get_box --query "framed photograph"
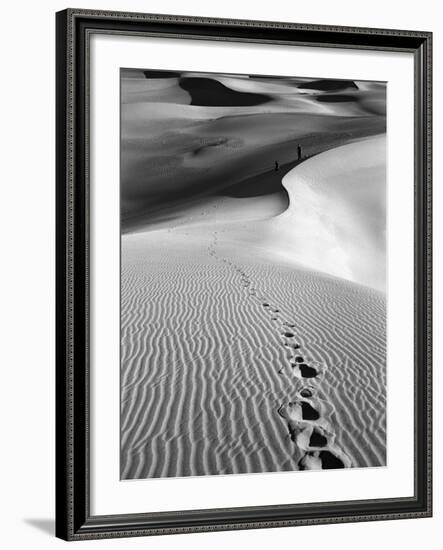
[55,8,432,541]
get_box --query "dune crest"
[121,69,385,233]
[270,134,386,291]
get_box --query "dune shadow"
[179,77,271,106]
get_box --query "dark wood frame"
[56,8,432,541]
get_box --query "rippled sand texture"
[120,70,386,479]
[121,227,386,479]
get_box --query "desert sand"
[120,134,386,479]
[121,71,386,233]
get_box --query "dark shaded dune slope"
[316,94,358,103]
[121,69,386,233]
[297,79,359,91]
[122,111,385,232]
[223,159,299,199]
[179,77,271,106]
[143,69,180,78]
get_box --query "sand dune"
[121,229,386,479]
[120,71,386,479]
[120,136,386,479]
[121,70,386,232]
[213,135,386,291]
[133,135,386,290]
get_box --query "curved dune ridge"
[121,69,386,233]
[121,138,386,479]
[267,134,386,291]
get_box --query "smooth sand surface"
[120,137,386,479]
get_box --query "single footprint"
[300,387,314,398]
[298,364,319,378]
[318,450,348,469]
[280,390,352,471]
[301,401,320,421]
[309,428,328,448]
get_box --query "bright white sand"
[259,134,386,290]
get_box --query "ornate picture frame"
[55,9,432,541]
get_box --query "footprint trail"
[208,221,352,471]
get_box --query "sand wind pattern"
[120,69,387,479]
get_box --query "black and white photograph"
[120,68,387,480]
[0,0,437,546]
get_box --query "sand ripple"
[121,223,386,478]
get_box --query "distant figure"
[297,145,302,160]
[274,161,280,171]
